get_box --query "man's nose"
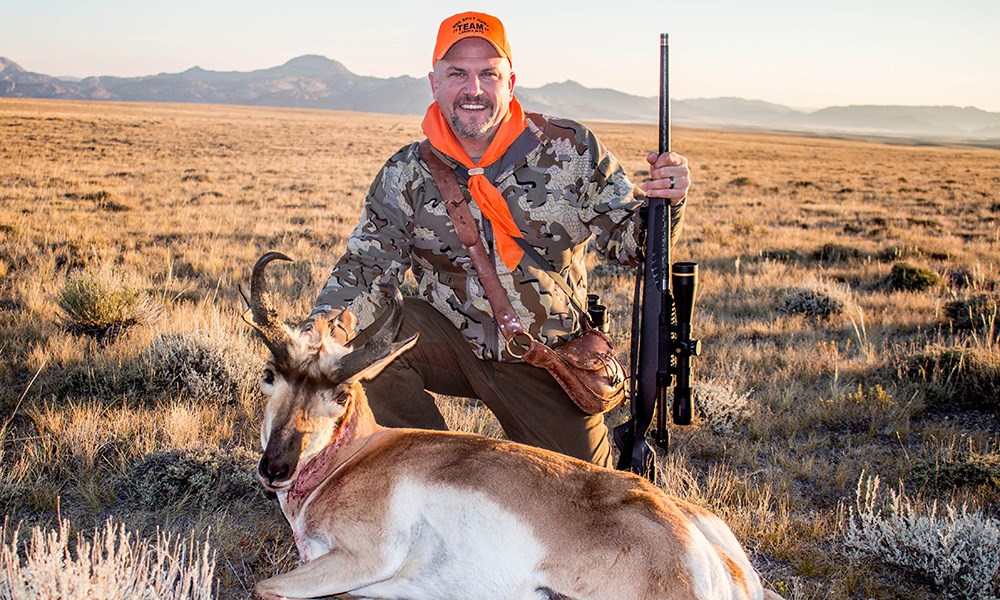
[462,75,483,95]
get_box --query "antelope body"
[246,252,781,600]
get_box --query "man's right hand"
[641,151,690,206]
[300,308,357,345]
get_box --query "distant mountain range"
[3,55,999,144]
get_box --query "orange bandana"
[422,97,527,269]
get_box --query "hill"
[2,55,999,144]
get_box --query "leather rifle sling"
[418,141,527,346]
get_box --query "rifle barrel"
[659,33,670,155]
[615,32,677,478]
[652,31,673,450]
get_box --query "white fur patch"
[285,324,351,379]
[351,477,547,600]
[684,514,762,599]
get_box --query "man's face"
[429,37,515,147]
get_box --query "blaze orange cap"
[432,12,511,67]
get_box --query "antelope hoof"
[252,584,286,600]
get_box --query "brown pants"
[363,297,613,468]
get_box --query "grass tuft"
[944,294,998,331]
[888,262,941,292]
[56,269,158,342]
[900,345,1000,411]
[143,332,261,401]
[813,384,913,438]
[727,176,754,186]
[122,446,266,511]
[97,199,135,212]
[778,280,850,319]
[758,248,803,263]
[909,442,1000,494]
[811,243,867,264]
[692,382,751,435]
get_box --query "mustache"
[453,95,495,111]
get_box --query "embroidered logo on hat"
[432,11,511,67]
[452,15,489,35]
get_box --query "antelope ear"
[349,334,419,383]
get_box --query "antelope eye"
[262,368,275,385]
[333,389,348,405]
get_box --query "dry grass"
[0,518,215,599]
[1,98,998,599]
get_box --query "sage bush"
[843,475,1000,599]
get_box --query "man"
[309,11,690,468]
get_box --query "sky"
[3,0,999,112]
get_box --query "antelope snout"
[258,455,295,491]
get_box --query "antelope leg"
[252,548,388,600]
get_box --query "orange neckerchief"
[422,97,527,269]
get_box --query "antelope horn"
[247,252,294,363]
[336,285,406,381]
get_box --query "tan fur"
[252,324,782,600]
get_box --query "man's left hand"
[641,151,689,206]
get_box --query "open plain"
[1,98,998,598]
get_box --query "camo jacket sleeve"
[311,114,685,361]
[310,147,419,328]
[523,114,684,265]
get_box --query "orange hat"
[432,12,511,67]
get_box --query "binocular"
[586,294,609,333]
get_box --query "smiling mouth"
[455,96,493,113]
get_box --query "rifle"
[613,33,701,482]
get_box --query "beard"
[448,95,499,140]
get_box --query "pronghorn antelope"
[245,252,782,600]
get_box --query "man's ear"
[428,71,438,95]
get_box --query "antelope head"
[244,252,417,492]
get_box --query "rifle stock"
[613,33,701,482]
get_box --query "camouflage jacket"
[312,113,685,361]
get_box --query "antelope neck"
[285,412,370,509]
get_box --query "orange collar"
[422,98,528,269]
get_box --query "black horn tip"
[377,283,403,307]
[254,252,294,271]
[247,251,295,356]
[343,284,405,353]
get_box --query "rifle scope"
[670,262,700,425]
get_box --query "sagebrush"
[0,518,215,600]
[843,475,1000,599]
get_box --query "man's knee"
[363,360,447,430]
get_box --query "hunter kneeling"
[304,11,690,468]
[246,252,782,600]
